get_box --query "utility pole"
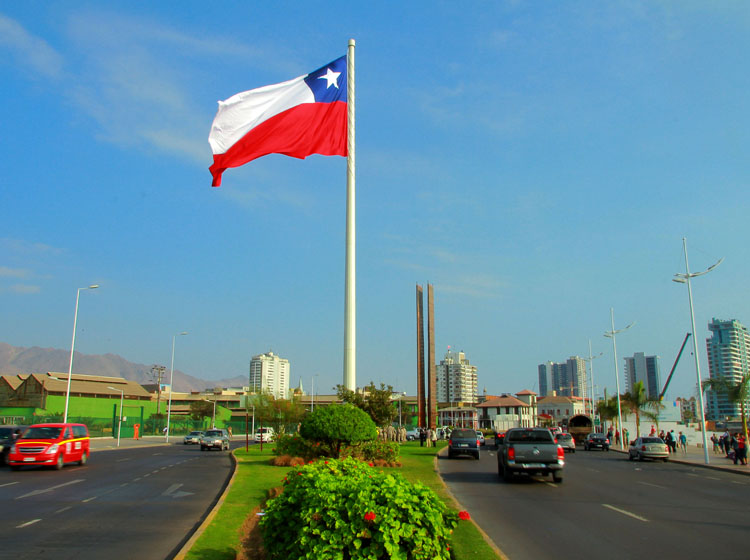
[150,365,167,416]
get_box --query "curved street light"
[63,284,99,423]
[165,332,188,442]
[604,308,634,450]
[583,340,603,419]
[673,237,723,465]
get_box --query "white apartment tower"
[249,351,290,400]
[436,350,478,403]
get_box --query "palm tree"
[621,381,651,439]
[703,373,750,444]
[596,396,621,433]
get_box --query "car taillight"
[557,445,565,460]
[477,440,481,446]
[605,439,610,444]
[508,446,515,460]
[448,439,453,446]
[642,445,647,451]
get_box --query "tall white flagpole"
[344,39,357,391]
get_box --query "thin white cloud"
[7,284,41,294]
[0,14,63,78]
[0,237,66,255]
[0,266,30,278]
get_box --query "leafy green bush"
[351,439,400,463]
[299,404,377,458]
[273,433,320,460]
[260,457,458,559]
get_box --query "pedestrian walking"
[736,434,748,465]
[679,431,687,454]
[669,430,677,453]
[665,430,673,453]
[419,428,426,447]
[711,434,720,454]
[623,428,629,445]
[430,428,438,447]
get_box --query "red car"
[8,423,90,470]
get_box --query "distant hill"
[0,342,246,392]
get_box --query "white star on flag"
[318,67,341,89]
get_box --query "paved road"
[0,440,235,560]
[439,444,750,560]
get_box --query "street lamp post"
[107,386,124,447]
[165,332,188,443]
[63,284,99,423]
[584,341,603,419]
[604,308,634,450]
[673,237,723,465]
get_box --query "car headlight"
[45,444,59,454]
[9,444,16,453]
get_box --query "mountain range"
[0,342,246,392]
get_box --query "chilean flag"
[208,56,347,187]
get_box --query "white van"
[254,427,275,442]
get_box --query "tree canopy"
[335,381,397,427]
[300,403,377,457]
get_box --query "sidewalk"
[609,443,749,476]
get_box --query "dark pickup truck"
[497,427,565,483]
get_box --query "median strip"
[602,504,648,522]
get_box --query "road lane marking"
[16,519,42,528]
[133,477,142,482]
[637,481,667,489]
[82,496,97,503]
[116,458,131,462]
[55,507,72,514]
[705,476,720,480]
[143,473,151,477]
[0,482,20,488]
[686,473,699,477]
[602,504,648,522]
[163,483,183,496]
[16,479,84,500]
[731,481,746,485]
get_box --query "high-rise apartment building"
[705,318,750,421]
[249,350,290,400]
[538,357,587,398]
[623,352,661,399]
[436,350,477,403]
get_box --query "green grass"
[184,442,504,560]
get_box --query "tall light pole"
[584,341,603,420]
[107,386,124,447]
[63,284,99,423]
[165,331,188,442]
[604,308,634,450]
[673,237,723,465]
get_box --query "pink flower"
[364,511,376,522]
[458,511,471,521]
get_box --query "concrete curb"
[434,446,509,560]
[172,448,239,560]
[609,446,750,476]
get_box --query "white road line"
[637,481,667,489]
[82,496,97,503]
[133,477,141,482]
[162,483,182,496]
[16,479,84,500]
[116,458,131,462]
[686,473,699,477]
[120,483,128,487]
[17,519,42,528]
[544,482,557,487]
[731,480,746,485]
[602,504,649,522]
[143,473,151,477]
[705,476,720,480]
[55,506,72,514]
[0,482,20,488]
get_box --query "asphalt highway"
[0,441,235,560]
[439,444,750,560]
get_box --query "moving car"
[448,428,480,459]
[183,430,204,445]
[476,431,486,446]
[254,427,275,443]
[584,433,610,451]
[629,436,669,462]
[497,427,565,483]
[556,433,575,453]
[7,423,90,470]
[201,429,230,451]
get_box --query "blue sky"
[1,2,748,401]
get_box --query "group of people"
[375,425,409,443]
[417,427,439,447]
[649,427,688,454]
[711,430,748,465]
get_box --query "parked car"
[584,433,610,451]
[183,430,204,445]
[556,433,575,453]
[497,427,565,483]
[405,429,420,441]
[0,425,26,465]
[200,429,230,451]
[476,431,486,446]
[448,428,480,459]
[254,427,275,443]
[7,423,90,470]
[629,436,669,462]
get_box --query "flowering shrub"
[273,433,321,460]
[260,457,458,559]
[299,404,377,458]
[350,439,400,464]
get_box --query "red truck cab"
[8,423,90,470]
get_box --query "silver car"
[200,429,230,451]
[183,430,204,445]
[556,433,575,453]
[629,436,669,462]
